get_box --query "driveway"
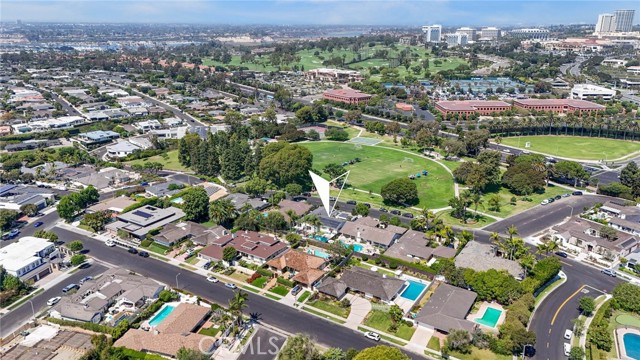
[345,294,371,328]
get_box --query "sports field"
[303,142,454,209]
[500,136,640,161]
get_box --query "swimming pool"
[308,249,331,259]
[353,244,363,252]
[313,235,329,243]
[400,280,427,301]
[170,197,184,204]
[474,307,503,328]
[148,304,176,327]
[623,333,640,360]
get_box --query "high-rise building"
[456,27,477,41]
[614,9,635,32]
[480,27,501,40]
[445,33,469,47]
[595,13,616,33]
[422,24,442,44]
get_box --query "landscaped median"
[534,271,567,306]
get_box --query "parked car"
[362,203,371,208]
[564,329,573,340]
[601,268,617,277]
[562,193,571,198]
[547,198,555,203]
[6,229,20,239]
[402,213,414,218]
[572,191,583,196]
[47,297,61,306]
[79,276,93,284]
[203,261,212,270]
[291,285,302,296]
[62,283,79,293]
[390,210,401,215]
[364,331,380,341]
[138,251,149,258]
[207,276,219,283]
[33,221,44,228]
[105,240,115,247]
[541,199,549,205]
[379,207,388,213]
[346,200,357,205]
[555,251,568,258]
[127,247,138,255]
[554,195,562,200]
[225,283,237,289]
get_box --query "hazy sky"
[2,0,639,26]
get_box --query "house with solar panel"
[106,205,185,240]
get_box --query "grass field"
[304,142,454,209]
[479,183,570,218]
[437,210,497,228]
[363,310,416,341]
[203,44,467,76]
[127,150,190,172]
[448,347,512,360]
[615,313,640,327]
[500,136,640,161]
[307,299,350,318]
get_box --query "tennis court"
[349,137,382,146]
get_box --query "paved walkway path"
[407,325,434,354]
[345,294,371,328]
[259,278,278,295]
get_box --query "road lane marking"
[547,342,549,348]
[551,285,586,325]
[549,329,552,334]
[560,261,573,267]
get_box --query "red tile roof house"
[435,100,511,117]
[198,231,289,265]
[266,250,329,289]
[513,98,605,113]
[322,88,372,105]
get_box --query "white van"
[563,343,571,356]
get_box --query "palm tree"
[490,232,505,257]
[285,209,300,227]
[537,238,559,255]
[228,290,249,326]
[519,252,536,278]
[507,225,519,241]
[469,192,484,221]
[301,214,322,234]
[209,199,238,227]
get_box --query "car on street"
[573,191,583,196]
[554,195,562,200]
[225,283,237,289]
[564,329,573,340]
[346,200,357,205]
[362,203,371,208]
[601,268,617,277]
[127,247,138,255]
[62,283,79,293]
[6,229,20,239]
[379,208,388,213]
[47,297,61,306]
[207,276,219,283]
[555,251,568,258]
[105,240,115,247]
[390,210,401,215]
[138,251,149,258]
[364,331,380,341]
[564,343,571,356]
[33,221,44,228]
[547,198,555,203]
[79,276,93,284]
[541,199,549,205]
[402,213,414,218]
[562,193,571,198]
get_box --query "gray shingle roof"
[415,283,477,333]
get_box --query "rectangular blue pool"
[308,249,330,259]
[623,333,640,360]
[353,244,363,252]
[313,235,329,243]
[474,307,503,328]
[148,304,176,326]
[400,280,427,301]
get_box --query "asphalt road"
[0,263,107,338]
[48,227,422,359]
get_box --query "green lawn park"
[500,136,640,161]
[303,141,455,209]
[126,150,190,172]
